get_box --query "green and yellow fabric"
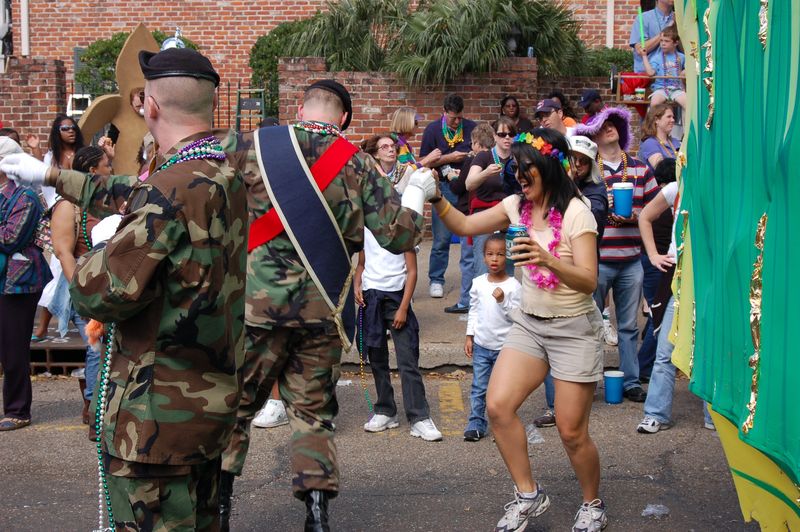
[673,1,800,528]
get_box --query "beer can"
[506,224,529,261]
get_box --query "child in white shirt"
[464,233,522,441]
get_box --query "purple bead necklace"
[158,135,226,171]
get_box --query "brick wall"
[0,58,66,140]
[10,0,326,84]
[278,57,539,147]
[571,0,641,48]
[10,0,640,86]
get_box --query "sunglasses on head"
[495,131,513,138]
[59,125,78,132]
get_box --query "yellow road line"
[32,423,85,432]
[437,381,466,436]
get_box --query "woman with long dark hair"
[49,146,108,436]
[31,115,86,341]
[45,114,85,170]
[428,128,607,531]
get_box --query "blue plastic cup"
[612,182,634,218]
[603,370,624,404]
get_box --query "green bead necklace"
[94,324,116,531]
[81,211,92,250]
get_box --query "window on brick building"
[0,0,11,56]
[73,48,88,93]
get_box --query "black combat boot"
[218,471,236,532]
[304,490,332,532]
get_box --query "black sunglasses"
[59,125,78,132]
[495,132,513,138]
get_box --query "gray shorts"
[504,308,604,383]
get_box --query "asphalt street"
[1,244,759,530]
[1,373,757,531]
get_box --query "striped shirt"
[599,155,659,262]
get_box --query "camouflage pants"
[105,455,220,531]
[221,325,341,498]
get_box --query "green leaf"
[75,31,199,96]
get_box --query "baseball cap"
[534,98,562,117]
[578,89,601,109]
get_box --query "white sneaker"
[637,415,670,434]
[410,418,443,441]
[429,283,444,298]
[495,485,550,531]
[572,499,607,531]
[602,315,618,346]
[252,399,288,428]
[363,413,399,432]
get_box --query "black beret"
[139,48,220,87]
[307,79,352,130]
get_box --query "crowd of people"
[0,8,703,528]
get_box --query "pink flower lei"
[519,201,563,290]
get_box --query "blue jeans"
[704,402,714,427]
[70,308,100,401]
[637,255,663,379]
[643,297,676,423]
[543,371,555,410]
[466,343,500,433]
[594,259,644,391]
[458,236,473,308]
[429,181,457,285]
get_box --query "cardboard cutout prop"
[78,24,158,175]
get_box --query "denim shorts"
[504,308,604,383]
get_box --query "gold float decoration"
[702,7,715,129]
[742,214,767,434]
[673,210,690,316]
[689,41,700,73]
[758,0,769,50]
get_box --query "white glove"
[400,168,437,215]
[91,214,123,245]
[0,152,50,187]
[406,167,438,201]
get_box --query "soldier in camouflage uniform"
[217,80,437,531]
[1,48,248,531]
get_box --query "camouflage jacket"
[220,127,424,331]
[54,132,247,465]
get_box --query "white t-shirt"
[503,195,598,317]
[40,151,58,208]
[466,274,522,351]
[660,181,679,259]
[361,228,408,292]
